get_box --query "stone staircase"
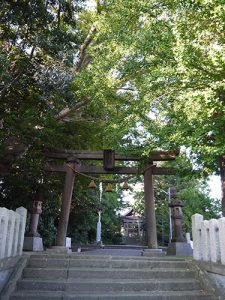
[10,253,215,300]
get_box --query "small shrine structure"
[120,208,144,245]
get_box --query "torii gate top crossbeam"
[45,149,179,161]
[45,164,176,175]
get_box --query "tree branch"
[55,98,91,121]
[55,2,103,122]
[0,71,22,102]
[74,24,97,73]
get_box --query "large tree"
[71,0,225,170]
[1,0,224,243]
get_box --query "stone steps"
[27,257,190,269]
[142,249,166,257]
[23,267,197,279]
[29,254,186,260]
[17,278,202,292]
[10,254,214,300]
[10,290,213,300]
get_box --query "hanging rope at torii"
[65,163,147,183]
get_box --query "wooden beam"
[45,163,176,176]
[45,149,179,161]
[45,150,140,161]
[148,150,179,161]
[152,166,176,175]
[79,166,138,174]
[45,164,67,172]
[45,164,138,174]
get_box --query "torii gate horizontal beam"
[45,149,179,161]
[45,163,176,175]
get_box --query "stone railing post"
[201,220,210,262]
[11,212,21,256]
[16,207,27,255]
[192,214,203,260]
[209,219,220,263]
[5,210,16,257]
[0,207,27,259]
[192,214,225,265]
[0,208,9,259]
[218,217,225,264]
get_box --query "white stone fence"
[0,207,27,259]
[192,214,225,265]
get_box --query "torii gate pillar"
[144,164,158,249]
[55,161,77,246]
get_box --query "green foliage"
[0,0,88,164]
[1,0,224,246]
[101,191,123,244]
[180,185,220,232]
[74,0,225,172]
[66,180,123,245]
[67,180,100,244]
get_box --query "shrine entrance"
[45,149,179,249]
[121,208,144,245]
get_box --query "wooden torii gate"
[45,149,179,249]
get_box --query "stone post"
[0,207,27,258]
[143,164,157,249]
[12,212,20,256]
[219,156,225,217]
[192,214,203,260]
[201,220,210,261]
[5,210,16,257]
[167,197,193,256]
[16,207,27,255]
[96,211,102,244]
[0,208,9,258]
[209,219,220,263]
[218,217,225,264]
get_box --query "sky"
[208,175,221,199]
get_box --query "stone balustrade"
[192,214,225,265]
[0,207,27,259]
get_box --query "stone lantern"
[167,193,193,256]
[23,190,44,251]
[29,196,43,237]
[170,200,186,243]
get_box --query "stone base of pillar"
[167,242,193,256]
[46,246,72,254]
[23,236,44,252]
[142,248,166,257]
